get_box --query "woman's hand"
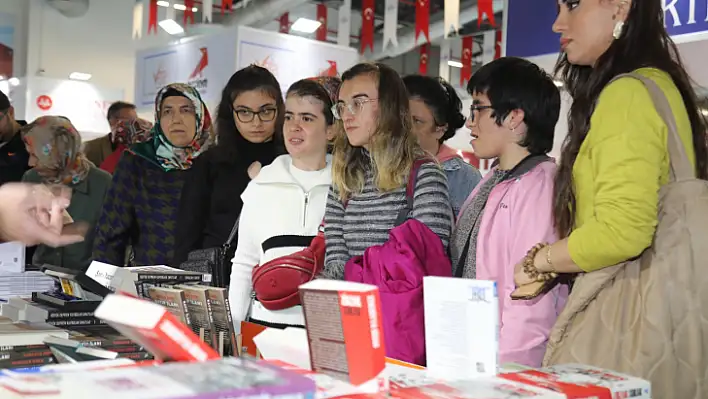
[0,183,87,247]
[514,260,537,287]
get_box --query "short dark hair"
[467,57,560,155]
[214,65,286,162]
[403,75,466,143]
[0,90,10,111]
[106,101,136,121]
[286,78,341,125]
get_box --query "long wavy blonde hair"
[332,63,425,201]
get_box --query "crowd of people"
[0,0,706,397]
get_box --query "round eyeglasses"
[331,98,378,120]
[468,104,494,122]
[233,107,277,123]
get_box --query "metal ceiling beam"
[367,0,504,61]
[222,0,311,27]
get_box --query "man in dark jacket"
[0,91,28,186]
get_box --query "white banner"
[443,0,459,38]
[439,39,451,81]
[337,0,352,47]
[383,0,398,50]
[22,77,124,140]
[236,26,359,91]
[482,30,496,65]
[202,0,213,23]
[132,0,143,39]
[134,32,236,108]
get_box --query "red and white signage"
[36,95,52,111]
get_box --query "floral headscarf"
[21,116,91,185]
[309,76,341,105]
[112,118,153,146]
[130,83,213,171]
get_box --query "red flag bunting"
[316,4,328,41]
[279,13,289,33]
[419,44,430,75]
[222,0,233,14]
[148,0,158,34]
[184,0,195,26]
[494,29,502,59]
[360,0,375,54]
[460,36,474,86]
[477,0,495,27]
[415,0,430,43]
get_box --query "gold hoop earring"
[613,21,624,39]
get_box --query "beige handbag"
[543,73,708,399]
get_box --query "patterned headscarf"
[21,116,91,185]
[130,83,214,172]
[112,118,153,146]
[309,76,341,105]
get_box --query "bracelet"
[522,243,556,282]
[545,245,556,273]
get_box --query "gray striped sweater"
[322,162,453,280]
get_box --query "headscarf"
[21,116,91,185]
[308,76,341,105]
[130,83,213,171]
[112,118,153,146]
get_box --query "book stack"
[86,262,208,298]
[0,317,69,370]
[145,285,237,357]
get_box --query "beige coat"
[83,134,113,167]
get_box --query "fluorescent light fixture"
[192,7,197,11]
[291,18,321,34]
[159,19,185,35]
[553,79,564,87]
[69,72,92,81]
[157,1,169,6]
[173,3,186,10]
[701,108,708,117]
[447,60,463,68]
[8,77,19,86]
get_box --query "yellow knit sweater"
[568,68,696,271]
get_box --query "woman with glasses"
[229,77,339,330]
[93,83,213,266]
[403,75,482,216]
[322,62,453,281]
[172,66,285,272]
[450,57,567,367]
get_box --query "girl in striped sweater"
[322,62,454,280]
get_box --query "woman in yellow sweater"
[513,0,708,394]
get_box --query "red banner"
[279,13,289,33]
[222,0,233,14]
[184,0,195,25]
[360,0,375,53]
[460,36,473,86]
[495,29,502,59]
[148,0,158,34]
[419,44,430,75]
[415,0,430,43]
[316,4,328,41]
[477,0,496,27]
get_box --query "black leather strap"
[223,216,240,250]
[261,235,316,253]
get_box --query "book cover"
[94,293,220,362]
[146,286,192,327]
[206,286,238,356]
[177,284,216,347]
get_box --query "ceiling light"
[159,19,184,35]
[173,3,186,10]
[701,108,708,117]
[8,77,19,86]
[157,1,169,6]
[447,60,463,68]
[69,72,92,81]
[291,18,321,34]
[192,7,197,11]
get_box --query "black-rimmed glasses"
[233,107,277,123]
[468,105,494,122]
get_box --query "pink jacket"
[458,157,568,367]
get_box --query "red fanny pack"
[251,223,325,311]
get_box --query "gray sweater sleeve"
[323,184,348,280]
[411,162,454,249]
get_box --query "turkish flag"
[419,44,430,75]
[477,0,496,28]
[495,29,502,59]
[222,0,233,14]
[279,13,289,33]
[460,36,474,87]
[415,0,430,43]
[148,0,158,34]
[360,0,375,53]
[184,0,195,25]
[316,4,328,41]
